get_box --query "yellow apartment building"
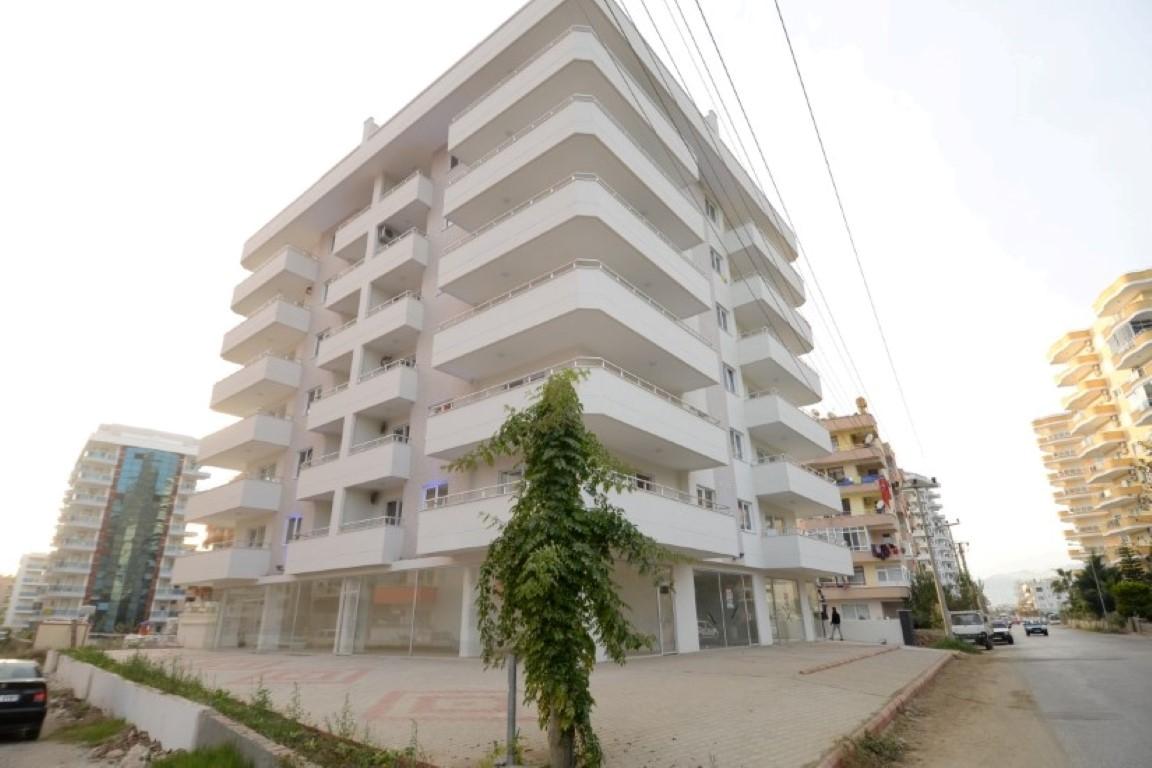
[1033,269,1152,565]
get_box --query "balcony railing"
[755,453,831,480]
[428,357,716,424]
[367,290,420,318]
[340,514,402,533]
[299,451,339,471]
[437,259,711,347]
[325,228,425,286]
[359,356,415,383]
[350,433,409,455]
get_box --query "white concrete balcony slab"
[324,229,429,315]
[171,546,271,586]
[316,292,423,372]
[445,96,702,250]
[724,223,804,305]
[449,26,697,184]
[1054,354,1099,387]
[59,515,102,531]
[730,275,813,353]
[737,329,821,406]
[296,436,411,501]
[741,532,853,576]
[198,414,293,470]
[55,539,98,552]
[220,297,311,364]
[331,172,435,261]
[416,481,738,559]
[209,355,302,417]
[1113,328,1152,370]
[306,359,418,434]
[439,174,709,318]
[426,359,726,469]
[231,246,318,315]
[1077,429,1127,460]
[1096,486,1141,511]
[432,261,717,392]
[184,477,282,526]
[743,393,832,460]
[284,519,404,575]
[752,457,841,517]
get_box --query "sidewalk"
[132,642,948,767]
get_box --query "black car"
[990,621,1014,644]
[0,660,48,740]
[1024,619,1049,636]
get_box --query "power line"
[770,0,926,456]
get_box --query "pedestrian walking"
[830,607,844,640]
[820,605,829,639]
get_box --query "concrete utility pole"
[905,477,953,638]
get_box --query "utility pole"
[957,542,972,581]
[904,477,953,638]
[1086,549,1109,618]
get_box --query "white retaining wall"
[840,619,906,646]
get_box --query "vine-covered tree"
[448,369,670,767]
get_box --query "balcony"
[741,532,853,576]
[1070,402,1118,435]
[306,359,418,434]
[198,414,293,470]
[284,519,404,575]
[724,223,804,304]
[231,246,318,315]
[296,435,411,501]
[331,172,435,261]
[1105,513,1152,537]
[1094,270,1152,316]
[55,539,97,552]
[220,297,311,364]
[1054,354,1099,387]
[209,354,302,417]
[737,329,821,406]
[426,358,727,469]
[171,546,271,586]
[439,174,709,318]
[49,562,90,575]
[1086,457,1136,485]
[752,457,841,516]
[1128,388,1152,427]
[445,96,702,250]
[431,260,717,392]
[1111,326,1152,370]
[836,476,883,496]
[416,480,738,559]
[185,477,282,526]
[1077,429,1127,460]
[1037,430,1075,447]
[59,514,102,530]
[820,584,910,601]
[743,393,831,460]
[730,275,813,353]
[324,229,429,314]
[1047,329,1092,365]
[315,292,423,372]
[68,492,108,507]
[41,585,86,599]
[1062,377,1107,411]
[449,26,697,185]
[75,471,113,485]
[1096,486,1142,511]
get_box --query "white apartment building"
[1017,578,1065,616]
[904,473,960,590]
[174,0,853,656]
[41,425,202,633]
[3,553,48,630]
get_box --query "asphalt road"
[992,624,1152,768]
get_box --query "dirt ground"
[890,653,1069,767]
[0,710,94,768]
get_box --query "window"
[830,435,841,449]
[384,499,403,525]
[848,566,866,585]
[841,498,852,514]
[737,500,753,531]
[723,365,738,394]
[841,527,870,551]
[245,526,267,549]
[705,199,717,223]
[841,603,871,620]
[633,472,654,491]
[392,424,411,441]
[305,386,322,412]
[729,429,745,460]
[826,467,846,481]
[424,483,449,507]
[696,485,716,509]
[709,248,726,277]
[296,448,313,476]
[498,469,523,492]
[876,566,906,584]
[256,464,277,481]
[285,517,302,543]
[716,304,730,333]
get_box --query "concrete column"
[671,563,700,653]
[329,488,348,533]
[750,573,773,646]
[798,581,817,641]
[459,566,482,658]
[256,585,284,651]
[334,577,361,655]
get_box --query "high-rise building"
[903,472,959,590]
[1016,578,1065,616]
[41,425,202,633]
[1033,269,1152,565]
[3,553,49,630]
[173,0,857,655]
[798,399,918,621]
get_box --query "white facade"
[1017,578,1065,615]
[3,553,49,630]
[177,0,853,656]
[41,425,202,632]
[905,473,960,589]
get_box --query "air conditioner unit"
[377,225,396,244]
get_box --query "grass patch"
[152,744,254,768]
[64,648,425,767]
[931,637,980,654]
[842,731,907,768]
[51,717,128,746]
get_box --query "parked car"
[697,620,720,640]
[1047,614,1062,625]
[1024,619,1050,636]
[950,610,994,650]
[0,659,47,740]
[990,620,1015,645]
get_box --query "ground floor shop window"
[840,603,871,620]
[768,579,805,641]
[693,570,758,649]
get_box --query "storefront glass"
[693,570,758,649]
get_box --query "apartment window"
[255,464,277,481]
[285,517,302,543]
[245,526,267,549]
[842,527,870,552]
[723,365,738,394]
[705,199,718,223]
[314,333,325,357]
[848,566,867,585]
[876,566,906,584]
[295,448,313,476]
[633,472,654,491]
[696,485,716,510]
[830,435,841,449]
[737,500,753,532]
[716,304,730,333]
[841,603,871,620]
[729,429,745,460]
[709,248,726,277]
[384,499,403,525]
[392,424,411,441]
[424,483,449,508]
[498,469,523,492]
[841,498,852,514]
[826,467,846,481]
[305,386,322,412]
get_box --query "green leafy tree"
[908,570,942,628]
[1069,554,1118,618]
[448,369,671,768]
[1115,545,1148,583]
[1111,580,1152,620]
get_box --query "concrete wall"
[840,618,905,646]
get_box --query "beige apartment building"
[172,0,860,656]
[1033,269,1152,565]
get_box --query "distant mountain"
[980,568,1068,605]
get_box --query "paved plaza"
[123,642,948,767]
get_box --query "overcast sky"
[1,0,1148,580]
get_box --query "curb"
[798,646,898,676]
[814,651,957,768]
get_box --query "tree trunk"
[549,713,575,768]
